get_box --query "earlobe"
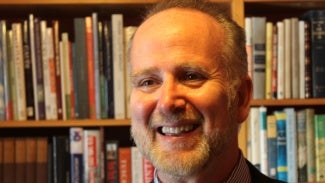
[236,76,253,123]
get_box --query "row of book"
[0,12,138,121]
[0,127,154,183]
[246,107,325,182]
[245,10,325,100]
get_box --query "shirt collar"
[153,150,251,183]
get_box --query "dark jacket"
[150,160,287,183]
[246,160,287,183]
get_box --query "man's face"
[130,8,239,178]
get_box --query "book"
[251,17,266,99]
[83,129,101,183]
[119,147,132,183]
[52,20,63,119]
[302,10,325,98]
[290,17,299,99]
[245,17,253,79]
[15,138,26,183]
[276,21,285,99]
[259,106,268,175]
[33,17,46,120]
[271,23,278,99]
[73,17,89,119]
[284,19,292,99]
[304,21,313,99]
[298,20,306,99]
[85,16,96,119]
[266,115,277,179]
[284,107,297,182]
[105,140,119,183]
[111,14,126,119]
[265,22,273,100]
[23,20,35,120]
[52,135,70,183]
[314,114,325,181]
[70,127,84,183]
[296,109,307,182]
[274,110,288,182]
[12,22,27,120]
[8,30,17,120]
[0,23,5,120]
[131,146,144,183]
[143,157,154,183]
[92,12,101,120]
[249,107,261,170]
[306,108,316,182]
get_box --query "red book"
[119,147,131,183]
[85,16,96,119]
[143,157,154,183]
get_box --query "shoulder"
[245,159,287,183]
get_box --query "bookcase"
[0,0,324,182]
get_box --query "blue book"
[267,115,277,179]
[69,127,84,183]
[284,108,297,182]
[274,111,288,182]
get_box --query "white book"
[131,146,144,183]
[29,14,39,120]
[249,107,261,170]
[124,26,138,119]
[277,21,285,99]
[298,20,306,99]
[291,18,299,99]
[111,14,126,119]
[12,23,27,120]
[41,21,58,120]
[259,106,268,175]
[284,107,298,182]
[284,19,292,99]
[83,129,101,183]
[60,33,71,120]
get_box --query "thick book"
[73,17,89,119]
[105,140,119,183]
[52,135,70,183]
[83,129,101,183]
[23,20,35,120]
[131,146,144,183]
[284,107,297,182]
[70,127,84,183]
[251,17,266,99]
[12,23,27,121]
[249,107,261,170]
[302,10,325,98]
[259,106,268,175]
[111,14,126,119]
[314,114,325,181]
[274,111,288,182]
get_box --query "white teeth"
[161,125,194,135]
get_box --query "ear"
[236,76,253,124]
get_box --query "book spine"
[111,14,126,119]
[36,137,48,183]
[314,114,325,181]
[85,16,96,119]
[119,147,132,183]
[271,24,278,99]
[92,12,101,120]
[105,140,119,183]
[249,107,261,170]
[259,106,268,175]
[267,115,277,179]
[284,108,297,182]
[296,109,307,182]
[284,19,292,99]
[298,20,306,99]
[291,18,299,99]
[306,108,316,182]
[131,146,143,183]
[265,22,273,100]
[276,21,285,99]
[274,111,288,182]
[84,129,101,183]
[12,23,27,121]
[70,127,84,183]
[251,17,266,99]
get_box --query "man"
[129,0,285,182]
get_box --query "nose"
[157,79,186,114]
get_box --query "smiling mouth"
[157,124,199,136]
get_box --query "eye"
[140,79,155,87]
[182,72,205,81]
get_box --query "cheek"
[130,91,155,124]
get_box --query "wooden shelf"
[251,98,325,106]
[0,119,131,128]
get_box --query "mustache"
[148,110,204,126]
